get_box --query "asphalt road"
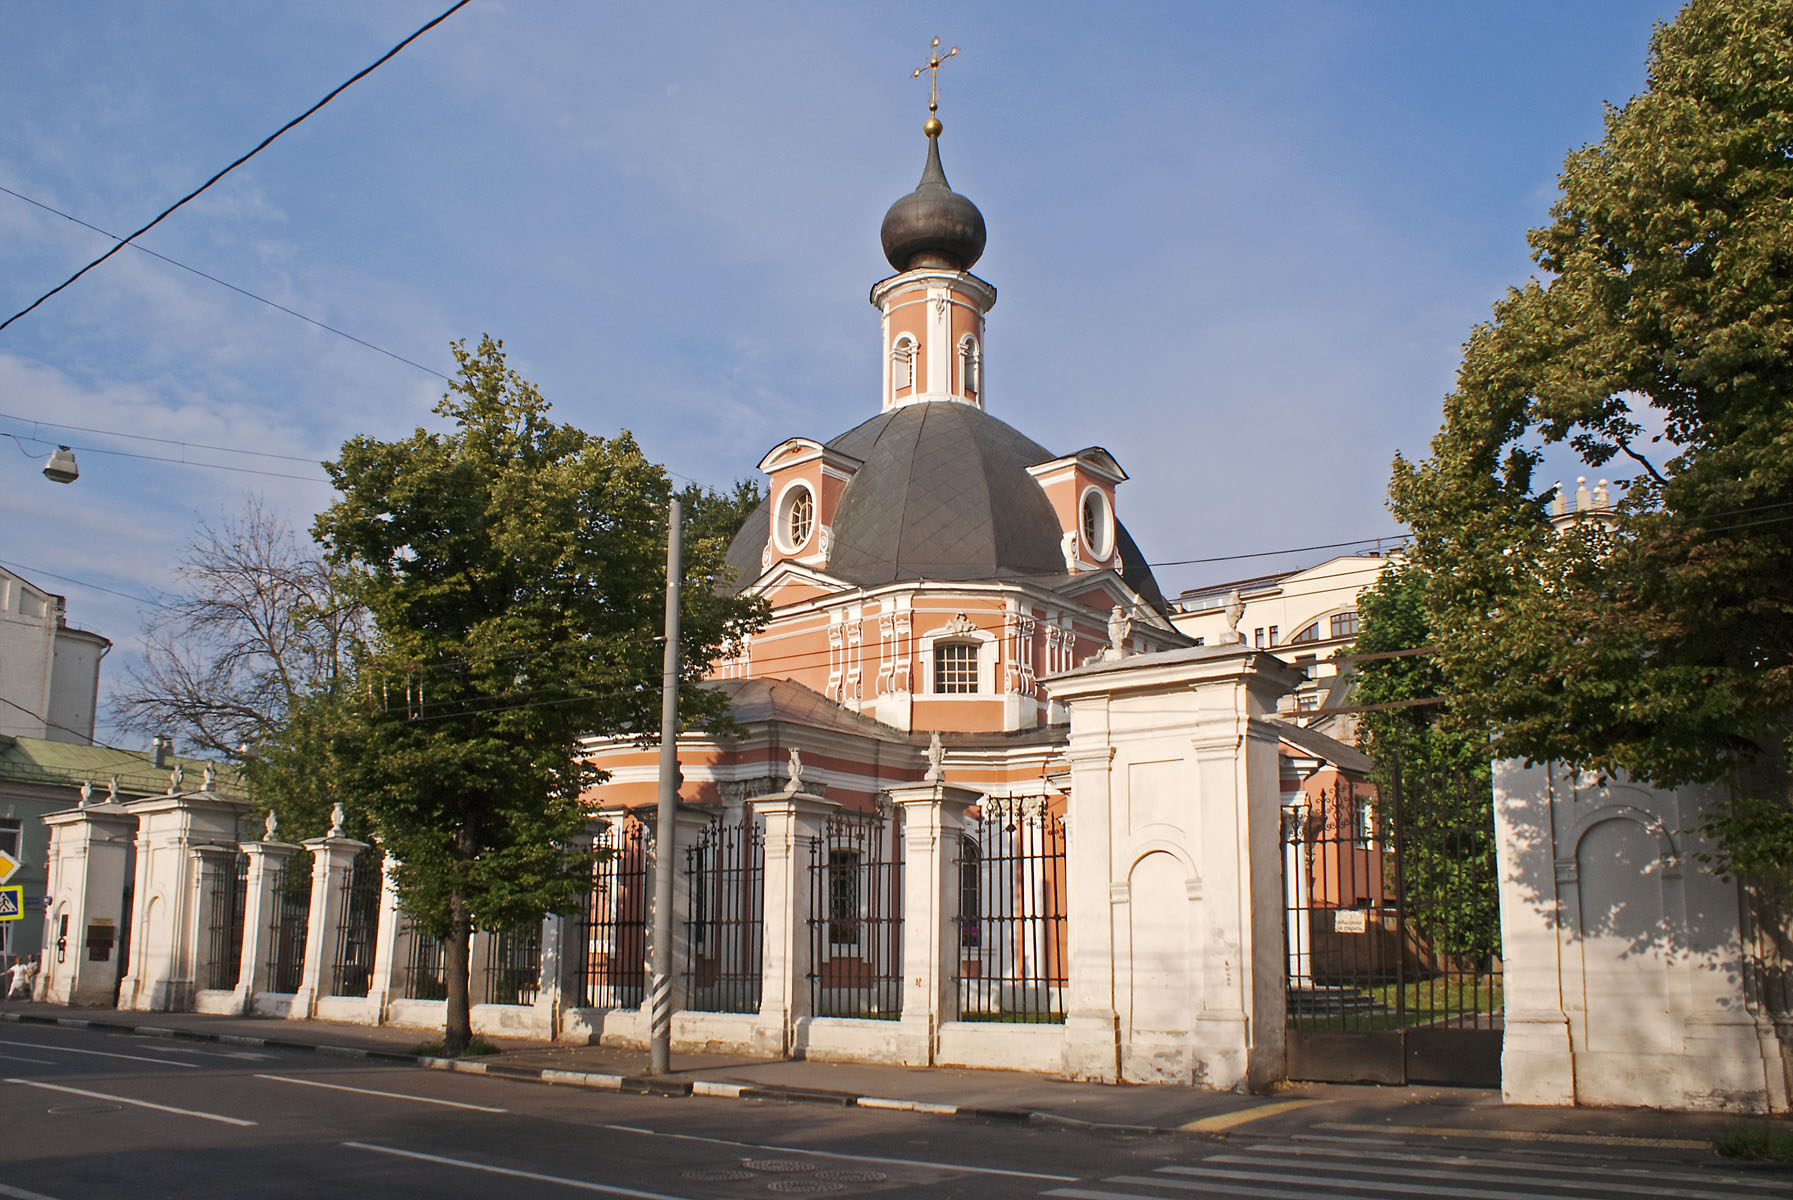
[2,1024,1791,1199]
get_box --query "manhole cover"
[765,1182,844,1195]
[741,1159,816,1174]
[681,1168,758,1182]
[47,1102,122,1115]
[817,1169,888,1183]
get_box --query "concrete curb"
[1,1010,1062,1129]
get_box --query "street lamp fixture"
[42,445,78,484]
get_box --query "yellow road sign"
[0,886,22,921]
[0,849,19,885]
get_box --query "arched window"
[1079,487,1113,561]
[958,334,980,397]
[774,483,815,553]
[891,335,917,393]
[958,835,982,947]
[933,641,979,693]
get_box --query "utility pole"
[650,497,682,1075]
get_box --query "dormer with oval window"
[1025,447,1128,574]
[757,437,863,573]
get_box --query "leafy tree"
[1389,0,1793,881]
[1352,566,1497,964]
[114,498,364,835]
[315,335,765,1054]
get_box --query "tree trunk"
[443,888,473,1057]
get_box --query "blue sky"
[1,1,1685,747]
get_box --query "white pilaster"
[748,791,840,1055]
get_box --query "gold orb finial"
[923,116,943,138]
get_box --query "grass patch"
[1288,976,1502,1032]
[411,1036,501,1058]
[1714,1120,1793,1162]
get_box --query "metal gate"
[1283,759,1501,1086]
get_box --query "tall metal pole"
[650,497,682,1075]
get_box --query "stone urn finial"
[784,747,804,795]
[107,776,119,802]
[264,810,280,842]
[1106,605,1132,659]
[1223,588,1245,641]
[201,763,217,792]
[78,779,93,806]
[925,731,945,783]
[328,802,345,839]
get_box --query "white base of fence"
[250,992,301,1018]
[193,988,239,1015]
[314,994,377,1024]
[936,1021,1064,1073]
[795,1016,930,1066]
[379,999,555,1040]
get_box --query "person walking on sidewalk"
[6,956,37,1000]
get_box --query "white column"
[39,803,138,1007]
[294,834,368,1018]
[365,854,405,1023]
[233,838,300,1015]
[889,781,979,1065]
[1059,743,1120,1083]
[747,791,840,1055]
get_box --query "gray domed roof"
[723,403,1169,612]
[880,133,986,273]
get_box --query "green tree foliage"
[1352,567,1497,964]
[1389,0,1793,880]
[315,335,766,1053]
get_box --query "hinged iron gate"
[1283,758,1502,1086]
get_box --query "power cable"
[0,410,320,464]
[0,0,473,332]
[0,185,452,382]
[0,558,163,607]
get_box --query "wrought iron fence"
[1283,762,1502,1086]
[331,857,383,998]
[575,815,648,1009]
[807,805,902,1018]
[684,808,764,1014]
[401,921,446,1000]
[205,852,248,990]
[484,921,542,1006]
[264,856,312,994]
[954,797,1067,1023]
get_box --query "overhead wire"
[0,185,452,382]
[0,0,473,333]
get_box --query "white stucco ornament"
[201,763,217,792]
[78,779,93,806]
[1223,588,1245,642]
[1060,530,1079,572]
[106,776,118,802]
[783,747,804,795]
[264,810,279,841]
[168,763,183,794]
[1103,605,1132,661]
[925,731,945,783]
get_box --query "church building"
[582,115,1188,811]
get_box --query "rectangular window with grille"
[934,642,978,693]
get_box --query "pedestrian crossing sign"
[0,886,21,921]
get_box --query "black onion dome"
[879,132,986,272]
[721,404,1171,614]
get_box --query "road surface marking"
[1179,1098,1328,1132]
[598,1122,1079,1182]
[6,1078,255,1126]
[0,1182,67,1200]
[1316,1120,1710,1150]
[1260,1139,1793,1192]
[255,1073,507,1112]
[0,1053,57,1066]
[1200,1154,1748,1200]
[0,1038,198,1069]
[343,1142,700,1199]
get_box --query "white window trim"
[891,334,918,394]
[918,620,998,698]
[772,480,817,555]
[1079,485,1114,562]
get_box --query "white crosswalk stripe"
[1042,1135,1793,1200]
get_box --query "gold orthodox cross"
[912,37,959,115]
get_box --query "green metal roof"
[0,735,246,800]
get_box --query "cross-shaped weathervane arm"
[912,37,959,115]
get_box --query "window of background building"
[1330,610,1360,639]
[1290,622,1320,644]
[1268,625,1279,647]
[934,642,979,693]
[1254,627,1265,648]
[0,818,19,859]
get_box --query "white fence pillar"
[233,837,301,1014]
[294,834,368,1018]
[39,802,138,1007]
[748,791,839,1055]
[118,791,249,1013]
[888,782,978,1064]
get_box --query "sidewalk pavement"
[3,1000,1784,1156]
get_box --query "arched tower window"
[774,483,816,553]
[891,335,917,394]
[958,334,980,399]
[1079,487,1113,561]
